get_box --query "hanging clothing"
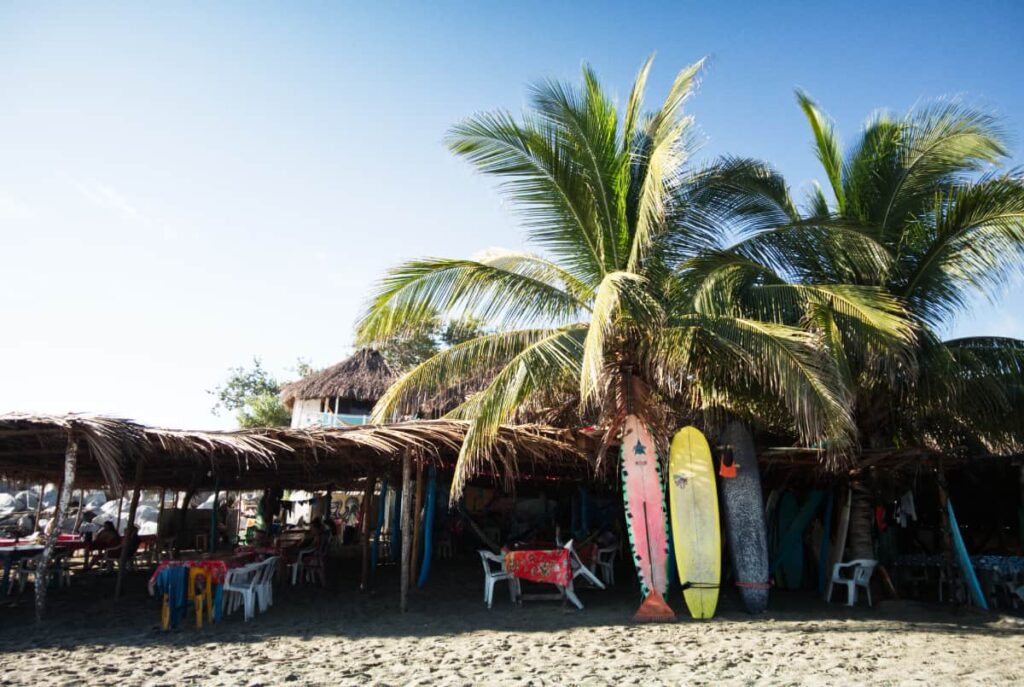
[896,491,918,528]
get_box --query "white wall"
[290,398,322,428]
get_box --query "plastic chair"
[254,557,279,613]
[187,567,215,627]
[828,559,877,607]
[289,535,330,586]
[565,540,605,589]
[223,564,259,621]
[8,554,69,593]
[478,549,518,609]
[595,546,618,586]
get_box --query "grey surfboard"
[718,422,770,613]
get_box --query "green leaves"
[796,90,845,214]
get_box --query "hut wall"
[290,398,323,429]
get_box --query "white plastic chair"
[289,535,330,586]
[8,554,69,594]
[565,540,605,590]
[594,546,617,586]
[828,559,877,607]
[223,564,259,621]
[254,556,279,612]
[478,549,519,609]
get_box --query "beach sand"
[1,559,1022,686]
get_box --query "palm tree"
[692,94,1024,555]
[356,58,903,498]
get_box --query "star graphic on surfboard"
[633,439,646,455]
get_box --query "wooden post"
[72,489,86,533]
[33,483,44,533]
[399,452,413,613]
[35,432,78,622]
[209,487,219,553]
[115,492,123,533]
[410,460,425,587]
[114,457,146,600]
[359,470,376,591]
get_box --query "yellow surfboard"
[669,426,721,619]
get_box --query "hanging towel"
[897,491,917,527]
[154,566,189,629]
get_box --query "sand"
[1,560,1022,686]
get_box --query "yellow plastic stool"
[188,567,214,628]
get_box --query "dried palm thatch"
[280,348,396,410]
[0,413,591,496]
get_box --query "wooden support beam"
[410,459,425,587]
[72,489,85,534]
[33,482,44,533]
[115,457,146,600]
[35,432,77,623]
[399,452,413,613]
[359,470,376,591]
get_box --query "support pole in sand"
[35,431,78,623]
[115,492,123,533]
[410,459,425,587]
[72,489,85,534]
[33,482,44,533]
[115,456,146,600]
[360,469,376,591]
[399,452,413,613]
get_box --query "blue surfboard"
[948,499,988,610]
[417,467,437,587]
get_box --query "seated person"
[85,521,121,569]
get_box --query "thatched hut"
[280,348,396,428]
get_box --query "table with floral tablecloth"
[147,552,255,594]
[504,548,572,587]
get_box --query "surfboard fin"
[633,590,675,622]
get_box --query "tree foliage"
[209,357,304,429]
[357,57,907,496]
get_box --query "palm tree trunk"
[847,478,874,560]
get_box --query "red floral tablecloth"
[147,553,254,593]
[504,548,571,587]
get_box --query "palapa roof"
[0,413,592,496]
[280,348,396,410]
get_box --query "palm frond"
[796,90,845,213]
[356,257,587,344]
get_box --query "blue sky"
[1,1,1022,429]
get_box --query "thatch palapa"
[0,413,591,495]
[280,348,396,411]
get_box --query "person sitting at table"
[85,521,120,570]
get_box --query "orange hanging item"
[718,449,737,479]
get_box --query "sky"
[1,1,1022,430]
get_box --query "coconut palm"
[690,94,1024,554]
[356,58,906,497]
[698,94,1024,453]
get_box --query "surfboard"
[817,491,834,596]
[669,426,721,619]
[389,486,402,563]
[774,491,802,589]
[947,498,988,609]
[371,478,388,570]
[417,467,437,588]
[824,487,852,600]
[717,422,769,614]
[620,415,674,621]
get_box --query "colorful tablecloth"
[147,553,254,593]
[504,548,571,587]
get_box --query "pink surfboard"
[621,415,674,621]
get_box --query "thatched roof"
[280,348,396,410]
[0,413,592,495]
